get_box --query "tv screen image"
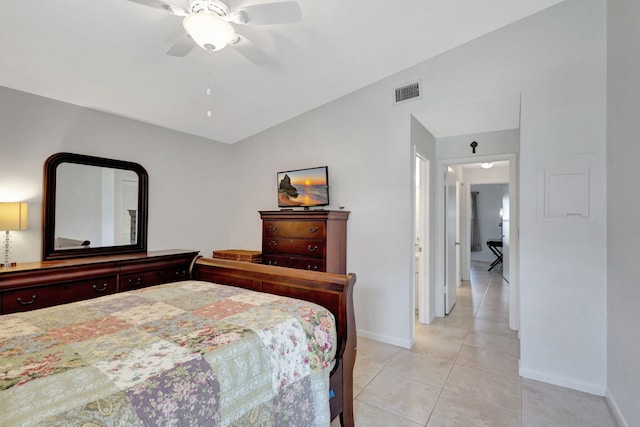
[277,166,329,208]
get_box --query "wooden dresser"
[260,210,350,274]
[0,249,198,314]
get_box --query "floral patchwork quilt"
[0,280,337,426]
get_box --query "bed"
[0,257,357,427]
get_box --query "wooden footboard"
[191,257,356,427]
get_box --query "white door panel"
[445,167,458,314]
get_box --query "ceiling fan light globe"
[183,13,236,51]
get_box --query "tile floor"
[332,262,618,427]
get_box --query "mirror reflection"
[42,152,148,261]
[55,163,139,249]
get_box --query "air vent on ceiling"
[394,80,422,104]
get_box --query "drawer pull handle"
[307,265,318,271]
[17,295,37,305]
[129,277,142,286]
[268,240,278,246]
[308,245,318,253]
[93,283,108,292]
[308,227,318,233]
[176,270,187,278]
[269,226,278,232]
[268,260,278,266]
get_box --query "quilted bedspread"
[0,280,337,426]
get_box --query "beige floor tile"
[353,361,380,397]
[521,415,555,427]
[474,305,509,322]
[357,370,440,424]
[355,337,401,369]
[428,311,475,330]
[522,380,616,427]
[427,390,521,427]
[455,344,519,378]
[350,400,423,427]
[411,333,464,361]
[416,321,469,341]
[384,349,455,388]
[464,331,520,358]
[471,318,518,339]
[444,364,521,412]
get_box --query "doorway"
[435,154,519,331]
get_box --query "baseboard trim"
[605,389,629,427]
[357,329,412,349]
[519,366,605,396]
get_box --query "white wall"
[437,129,520,162]
[470,184,505,263]
[0,86,235,261]
[56,163,103,245]
[607,0,640,425]
[227,0,608,393]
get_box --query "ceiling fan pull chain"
[206,62,213,118]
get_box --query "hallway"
[334,262,617,426]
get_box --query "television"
[277,166,329,208]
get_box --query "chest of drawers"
[260,210,349,274]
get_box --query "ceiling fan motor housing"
[187,0,231,19]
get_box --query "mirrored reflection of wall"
[56,163,138,249]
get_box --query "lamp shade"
[0,202,28,231]
[183,13,236,52]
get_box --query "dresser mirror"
[42,152,148,260]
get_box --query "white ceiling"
[0,0,564,144]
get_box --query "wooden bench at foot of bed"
[191,257,357,427]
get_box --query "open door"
[444,167,459,314]
[415,154,430,323]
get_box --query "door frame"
[434,153,519,330]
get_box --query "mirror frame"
[42,152,149,261]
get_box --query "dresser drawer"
[120,266,189,292]
[161,266,190,282]
[263,255,326,272]
[2,275,118,313]
[262,238,326,258]
[263,221,326,238]
[120,270,161,291]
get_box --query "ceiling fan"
[129,0,302,63]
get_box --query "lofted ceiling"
[0,0,564,144]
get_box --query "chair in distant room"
[486,239,503,272]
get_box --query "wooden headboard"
[191,257,356,427]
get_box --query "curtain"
[470,191,481,252]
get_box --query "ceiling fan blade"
[235,1,301,25]
[128,0,188,16]
[230,35,269,65]
[166,34,196,57]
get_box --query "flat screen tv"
[277,166,329,208]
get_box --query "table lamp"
[0,202,28,267]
